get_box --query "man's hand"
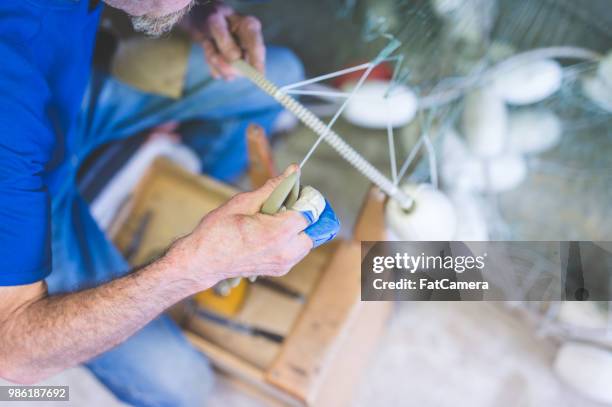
[185,1,265,80]
[169,165,313,288]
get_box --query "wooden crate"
[112,157,391,406]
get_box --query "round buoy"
[441,128,484,191]
[557,302,608,330]
[491,59,563,105]
[431,0,466,16]
[449,191,489,240]
[462,90,508,158]
[554,342,612,404]
[385,184,457,241]
[441,129,527,193]
[598,50,612,88]
[342,81,418,129]
[507,110,562,154]
[484,154,528,192]
[582,74,612,113]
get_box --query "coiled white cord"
[233,60,414,210]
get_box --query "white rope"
[280,62,373,91]
[423,134,438,189]
[387,119,398,185]
[284,89,351,98]
[396,137,425,186]
[300,60,381,168]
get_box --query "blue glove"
[302,200,340,248]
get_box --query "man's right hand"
[167,165,313,290]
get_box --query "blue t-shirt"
[0,0,101,285]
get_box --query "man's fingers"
[202,39,237,80]
[275,209,310,236]
[208,13,242,62]
[249,164,300,203]
[271,233,313,276]
[282,164,300,177]
[229,15,265,73]
[202,40,221,79]
[296,232,315,251]
[226,165,300,214]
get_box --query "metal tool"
[256,278,305,303]
[189,301,284,343]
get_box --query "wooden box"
[112,157,391,406]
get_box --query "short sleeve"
[0,11,55,286]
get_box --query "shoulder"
[0,2,45,45]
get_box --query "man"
[0,0,338,405]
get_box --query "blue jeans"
[45,44,304,407]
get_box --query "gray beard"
[131,3,193,37]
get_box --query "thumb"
[250,164,300,205]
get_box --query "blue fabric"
[303,200,340,248]
[0,1,305,404]
[0,0,102,286]
[86,315,214,407]
[301,210,317,225]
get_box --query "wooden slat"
[273,240,338,298]
[247,123,277,189]
[314,301,392,407]
[265,241,364,403]
[185,332,303,407]
[186,242,337,369]
[188,284,302,369]
[353,186,388,242]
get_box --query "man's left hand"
[185,1,265,80]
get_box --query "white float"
[342,80,418,129]
[557,302,608,330]
[431,0,466,16]
[449,191,489,240]
[598,50,612,88]
[554,342,612,404]
[462,90,507,158]
[484,154,528,192]
[441,128,484,191]
[385,184,457,241]
[441,130,527,192]
[491,59,563,105]
[487,42,517,64]
[582,74,612,113]
[507,110,562,154]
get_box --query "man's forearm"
[0,247,210,384]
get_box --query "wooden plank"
[219,373,300,407]
[185,331,264,382]
[188,284,302,369]
[186,243,337,369]
[188,317,281,370]
[185,332,303,407]
[273,240,338,298]
[113,158,237,266]
[353,186,388,242]
[265,241,364,403]
[247,123,277,189]
[314,301,392,407]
